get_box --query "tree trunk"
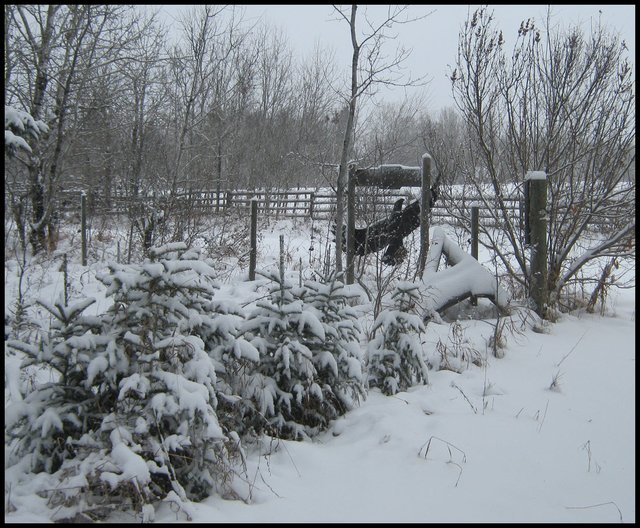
[335,4,359,275]
[23,5,60,254]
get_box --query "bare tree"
[294,42,338,158]
[9,5,62,253]
[6,5,152,253]
[4,5,17,104]
[331,4,429,275]
[451,7,635,313]
[60,9,167,211]
[417,107,469,187]
[200,19,258,194]
[244,25,296,188]
[167,5,234,194]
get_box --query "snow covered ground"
[4,214,635,523]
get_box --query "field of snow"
[4,213,635,523]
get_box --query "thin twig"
[537,400,549,433]
[565,501,623,522]
[280,440,301,478]
[446,460,464,487]
[556,330,588,367]
[452,383,478,414]
[418,435,467,463]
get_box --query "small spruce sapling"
[367,281,429,395]
[5,297,103,475]
[240,271,324,439]
[303,272,366,417]
[93,242,245,506]
[200,290,261,440]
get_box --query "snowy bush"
[433,321,483,373]
[5,298,104,474]
[5,243,247,521]
[240,272,325,439]
[91,243,246,504]
[239,271,365,439]
[303,273,366,416]
[198,288,262,440]
[366,281,429,395]
[5,296,127,521]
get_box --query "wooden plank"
[353,165,421,188]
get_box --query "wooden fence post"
[470,205,479,306]
[346,164,357,285]
[417,153,432,278]
[62,253,69,306]
[279,234,286,301]
[249,199,258,281]
[81,192,87,266]
[127,221,134,264]
[523,182,530,245]
[471,206,479,260]
[526,171,548,318]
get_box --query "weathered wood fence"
[57,188,525,228]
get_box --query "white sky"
[153,4,636,114]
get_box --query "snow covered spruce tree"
[5,297,104,475]
[5,242,249,521]
[240,272,324,439]
[367,281,429,395]
[239,271,365,440]
[303,273,366,417]
[90,243,247,508]
[4,295,137,521]
[199,284,261,441]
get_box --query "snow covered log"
[420,227,511,321]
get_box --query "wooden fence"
[58,188,525,228]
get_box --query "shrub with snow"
[5,243,247,521]
[92,243,246,505]
[5,298,104,475]
[198,286,262,440]
[366,281,429,395]
[303,273,366,416]
[239,271,365,440]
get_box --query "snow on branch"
[559,220,635,291]
[4,105,49,156]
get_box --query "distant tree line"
[4,5,441,255]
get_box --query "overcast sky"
[154,4,636,114]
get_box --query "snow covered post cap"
[524,170,547,181]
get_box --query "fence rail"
[58,188,523,223]
[53,187,615,229]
